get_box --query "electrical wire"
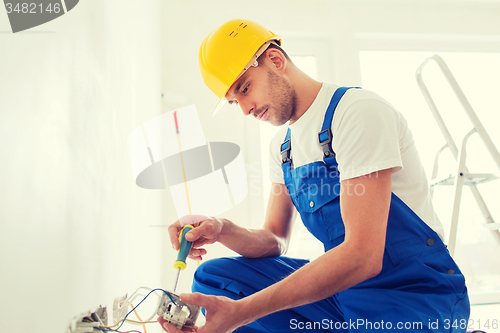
[174,110,192,214]
[126,287,153,309]
[130,302,147,333]
[122,287,175,325]
[99,318,158,331]
[97,289,176,332]
[125,319,157,325]
[173,111,201,266]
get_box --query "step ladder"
[415,54,500,258]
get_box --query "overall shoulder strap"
[281,86,360,167]
[318,86,360,159]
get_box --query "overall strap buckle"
[318,128,335,158]
[281,128,293,167]
[280,139,293,166]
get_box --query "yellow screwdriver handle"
[173,225,194,270]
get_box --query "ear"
[265,48,287,73]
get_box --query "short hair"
[257,42,292,65]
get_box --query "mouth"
[257,109,268,121]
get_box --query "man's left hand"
[158,293,246,333]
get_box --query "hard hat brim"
[212,96,227,116]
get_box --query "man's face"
[225,62,298,126]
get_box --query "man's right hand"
[168,216,226,261]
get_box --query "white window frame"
[355,32,500,306]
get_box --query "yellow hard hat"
[199,19,282,115]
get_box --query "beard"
[265,69,298,126]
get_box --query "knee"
[192,257,235,293]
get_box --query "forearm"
[217,218,287,258]
[215,183,294,258]
[236,241,382,326]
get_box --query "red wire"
[173,111,179,133]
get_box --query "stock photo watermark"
[248,161,382,198]
[3,0,79,33]
[290,318,496,331]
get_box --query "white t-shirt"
[269,83,445,240]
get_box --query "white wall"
[0,1,167,332]
[1,1,499,332]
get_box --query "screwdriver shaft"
[173,268,181,293]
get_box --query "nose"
[238,98,255,116]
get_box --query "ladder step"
[430,173,500,187]
[484,222,500,231]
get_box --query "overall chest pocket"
[293,175,346,243]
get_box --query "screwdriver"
[173,225,194,293]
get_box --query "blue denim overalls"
[192,87,470,332]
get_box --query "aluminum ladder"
[415,54,500,258]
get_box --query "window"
[360,50,500,303]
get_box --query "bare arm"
[168,183,296,259]
[218,183,297,257]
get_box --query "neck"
[288,68,322,124]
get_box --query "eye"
[242,84,249,94]
[228,100,238,105]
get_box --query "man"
[159,19,470,333]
